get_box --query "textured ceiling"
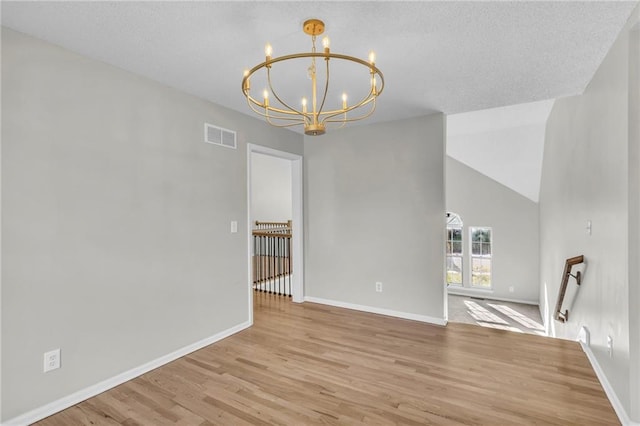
[2,1,637,129]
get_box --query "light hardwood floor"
[36,292,618,425]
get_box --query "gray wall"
[250,153,292,223]
[446,156,539,303]
[539,13,638,419]
[1,28,302,421]
[304,115,446,320]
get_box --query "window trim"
[446,213,463,286]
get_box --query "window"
[470,227,492,288]
[446,213,463,286]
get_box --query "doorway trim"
[247,144,304,324]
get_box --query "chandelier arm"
[265,106,309,118]
[319,86,375,123]
[320,75,380,119]
[265,116,305,128]
[246,94,307,118]
[264,104,304,128]
[316,57,330,116]
[267,67,307,118]
[325,97,377,124]
[245,97,306,123]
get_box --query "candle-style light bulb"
[263,89,269,107]
[265,43,273,60]
[302,97,308,113]
[341,93,347,109]
[368,51,376,65]
[322,36,330,54]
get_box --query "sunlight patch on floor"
[487,303,545,331]
[450,295,546,336]
[464,300,508,324]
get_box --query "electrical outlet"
[508,286,514,293]
[586,220,592,236]
[577,326,590,347]
[607,336,613,358]
[44,349,61,373]
[375,282,383,292]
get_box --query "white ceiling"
[2,1,637,126]
[447,100,555,202]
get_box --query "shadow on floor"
[448,294,546,336]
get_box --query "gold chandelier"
[241,19,384,136]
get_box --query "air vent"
[204,123,237,149]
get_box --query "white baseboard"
[579,341,639,426]
[2,320,252,426]
[304,296,447,326]
[447,288,538,305]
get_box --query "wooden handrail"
[255,220,291,229]
[252,230,291,238]
[554,255,584,323]
[253,220,291,238]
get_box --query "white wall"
[250,153,292,223]
[304,115,446,322]
[1,28,303,422]
[446,156,539,303]
[539,9,638,421]
[628,20,640,423]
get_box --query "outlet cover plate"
[44,348,61,372]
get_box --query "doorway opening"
[247,144,304,324]
[445,212,544,335]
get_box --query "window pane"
[470,227,491,287]
[446,241,452,254]
[452,241,462,254]
[472,258,491,287]
[472,227,491,243]
[472,242,481,255]
[452,228,462,241]
[446,256,462,285]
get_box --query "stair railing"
[252,221,292,296]
[554,255,584,323]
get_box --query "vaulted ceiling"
[447,100,555,202]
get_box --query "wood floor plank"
[35,292,619,425]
